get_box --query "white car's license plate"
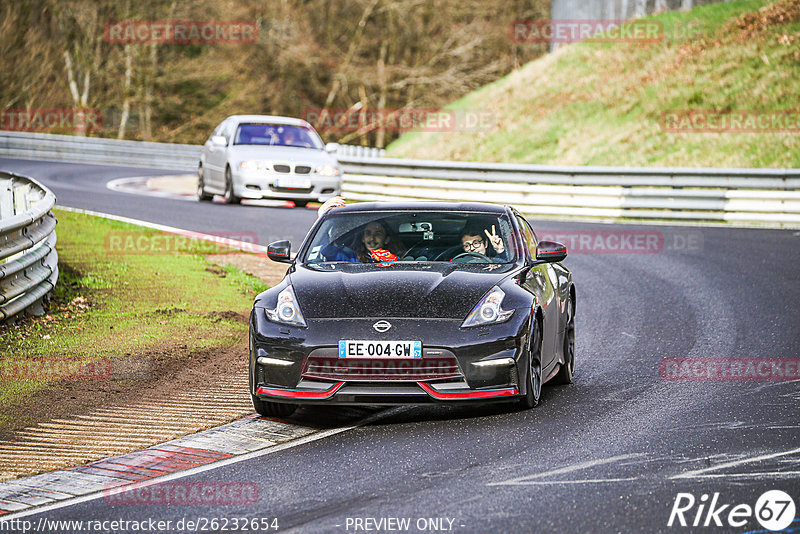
[338,340,422,359]
[275,177,311,188]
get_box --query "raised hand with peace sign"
[484,224,505,254]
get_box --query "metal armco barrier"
[340,158,800,225]
[0,171,58,321]
[2,130,798,226]
[0,130,200,171]
[0,130,382,171]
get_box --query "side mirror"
[325,142,339,154]
[267,240,292,263]
[211,135,227,147]
[535,241,567,263]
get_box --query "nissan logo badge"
[373,320,392,333]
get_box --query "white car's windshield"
[233,123,323,149]
[304,211,519,264]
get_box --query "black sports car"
[249,202,575,417]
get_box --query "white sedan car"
[198,115,342,207]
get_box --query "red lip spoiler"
[418,382,519,400]
[256,382,345,399]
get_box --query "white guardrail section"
[0,171,58,321]
[1,130,799,225]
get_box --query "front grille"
[295,165,312,174]
[302,354,462,381]
[273,164,291,173]
[269,185,314,194]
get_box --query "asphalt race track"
[1,157,799,533]
[0,158,320,246]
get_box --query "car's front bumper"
[232,169,341,201]
[249,310,531,405]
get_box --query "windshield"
[303,211,519,264]
[233,123,323,149]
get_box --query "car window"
[303,211,518,264]
[222,121,235,143]
[233,123,323,149]
[516,215,537,260]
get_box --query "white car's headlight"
[266,286,307,327]
[461,286,514,328]
[315,164,340,177]
[240,160,270,171]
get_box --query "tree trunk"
[63,50,89,136]
[118,44,132,139]
[375,41,388,148]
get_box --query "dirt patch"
[206,310,249,323]
[0,339,248,442]
[206,253,289,288]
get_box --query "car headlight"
[461,286,514,328]
[265,286,307,327]
[315,164,340,177]
[239,160,264,171]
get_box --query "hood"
[228,145,337,166]
[290,262,518,319]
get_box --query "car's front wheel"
[223,167,241,204]
[251,394,297,418]
[293,200,309,208]
[518,316,542,409]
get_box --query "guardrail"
[0,171,58,322]
[0,130,200,171]
[2,130,798,226]
[0,130,382,171]
[340,158,800,225]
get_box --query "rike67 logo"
[668,490,796,531]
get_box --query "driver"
[321,220,405,263]
[281,128,298,146]
[355,221,405,262]
[459,224,507,260]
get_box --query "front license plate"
[275,177,311,188]
[339,340,422,359]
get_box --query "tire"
[293,200,309,208]
[223,167,241,204]
[251,394,297,418]
[197,165,212,201]
[552,294,575,385]
[518,316,543,409]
